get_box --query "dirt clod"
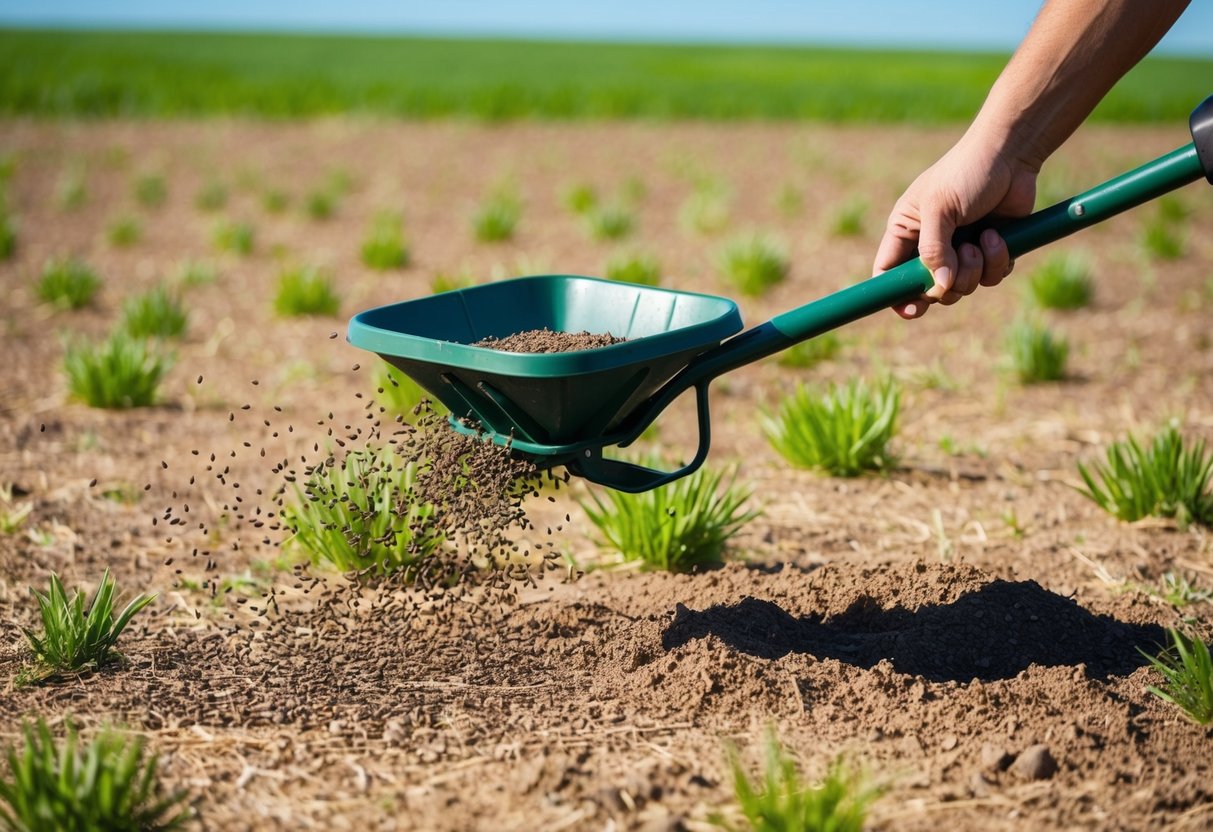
[1010,744,1059,781]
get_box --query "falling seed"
[89,478,97,487]
[330,331,339,339]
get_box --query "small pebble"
[1010,744,1057,781]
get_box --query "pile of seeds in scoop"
[473,329,625,353]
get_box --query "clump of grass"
[64,330,171,409]
[171,259,218,289]
[473,188,521,242]
[717,233,789,297]
[15,569,154,686]
[585,203,634,241]
[1158,194,1191,224]
[1141,628,1213,725]
[829,196,868,236]
[283,446,444,579]
[36,257,101,309]
[777,333,842,368]
[361,211,410,270]
[581,464,758,572]
[262,188,289,213]
[679,186,730,236]
[212,218,254,255]
[120,285,188,339]
[763,377,899,476]
[1027,253,1094,310]
[711,730,881,832]
[1007,318,1068,383]
[1076,424,1213,527]
[1139,212,1186,260]
[274,265,340,317]
[430,270,476,294]
[194,178,228,212]
[305,187,337,220]
[0,719,190,830]
[56,165,88,210]
[0,207,15,260]
[133,172,166,209]
[563,183,598,215]
[106,215,141,247]
[605,250,661,286]
[776,183,804,218]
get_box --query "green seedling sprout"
[717,232,789,297]
[1027,253,1094,310]
[120,285,188,339]
[283,445,444,579]
[212,219,254,255]
[16,569,154,686]
[194,178,228,212]
[585,203,635,241]
[36,258,101,310]
[0,719,190,831]
[133,172,166,208]
[1006,318,1068,383]
[274,265,340,317]
[64,330,172,409]
[361,211,410,270]
[763,377,899,477]
[1076,424,1213,527]
[581,463,758,572]
[1140,628,1213,725]
[605,250,661,286]
[106,215,141,247]
[711,729,883,832]
[473,188,521,242]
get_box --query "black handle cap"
[1192,94,1213,185]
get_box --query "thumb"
[917,204,958,301]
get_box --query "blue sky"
[1,0,1211,55]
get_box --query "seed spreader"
[349,96,1213,492]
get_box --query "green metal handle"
[693,141,1204,382]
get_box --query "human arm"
[875,0,1191,319]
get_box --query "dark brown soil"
[473,328,626,353]
[1,120,1212,831]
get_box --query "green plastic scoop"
[349,95,1213,492]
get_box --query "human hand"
[873,131,1039,319]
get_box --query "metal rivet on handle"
[1073,203,1085,217]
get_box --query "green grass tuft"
[763,377,899,476]
[1140,628,1213,725]
[15,569,154,686]
[212,218,254,255]
[0,207,15,260]
[1076,424,1213,527]
[171,259,218,289]
[605,250,661,286]
[585,203,634,241]
[262,188,289,213]
[120,284,188,339]
[711,730,882,832]
[430,270,477,294]
[305,187,337,220]
[1007,318,1068,383]
[56,165,88,210]
[679,187,730,236]
[194,178,228,212]
[580,464,758,572]
[36,257,101,309]
[64,329,171,409]
[283,445,444,579]
[360,211,410,270]
[717,233,789,297]
[133,172,166,209]
[274,265,340,317]
[106,215,141,247]
[1139,212,1186,260]
[776,333,842,368]
[473,188,521,242]
[562,183,598,215]
[1027,253,1094,310]
[0,719,190,831]
[829,196,867,237]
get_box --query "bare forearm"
[972,0,1190,170]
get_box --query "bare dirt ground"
[1,120,1212,830]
